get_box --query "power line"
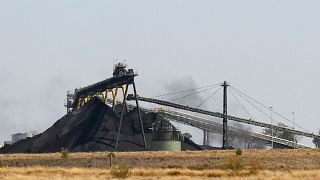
[197,87,222,108]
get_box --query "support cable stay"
[231,88,274,122]
[197,87,222,108]
[170,86,220,102]
[229,88,253,119]
[153,83,221,98]
[230,86,308,132]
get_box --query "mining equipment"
[65,61,136,112]
[64,90,76,113]
[113,61,129,76]
[64,61,147,151]
[151,119,182,152]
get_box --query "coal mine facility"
[1,62,319,153]
[0,62,202,153]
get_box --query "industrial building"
[3,132,37,147]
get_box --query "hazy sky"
[1,1,320,146]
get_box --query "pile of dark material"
[0,98,202,153]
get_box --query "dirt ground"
[0,149,319,179]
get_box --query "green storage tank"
[150,119,182,152]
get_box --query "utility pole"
[292,111,296,148]
[292,112,295,129]
[270,107,274,149]
[222,81,229,149]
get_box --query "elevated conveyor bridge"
[106,99,312,149]
[127,95,320,140]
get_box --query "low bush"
[226,156,244,172]
[167,170,181,176]
[167,165,182,169]
[111,166,131,179]
[236,148,243,156]
[60,148,69,159]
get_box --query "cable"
[232,88,274,121]
[230,88,252,118]
[153,83,220,98]
[170,86,219,102]
[231,86,308,132]
[197,87,222,108]
[231,86,308,131]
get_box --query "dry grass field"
[1,167,320,180]
[0,149,319,179]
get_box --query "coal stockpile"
[0,98,202,153]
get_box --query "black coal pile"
[0,97,202,153]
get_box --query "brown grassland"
[0,149,319,179]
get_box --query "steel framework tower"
[222,81,229,149]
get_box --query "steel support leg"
[133,82,147,149]
[207,131,210,146]
[122,86,129,113]
[112,89,118,112]
[203,130,206,146]
[115,83,130,151]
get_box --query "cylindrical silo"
[151,119,182,152]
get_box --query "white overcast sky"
[0,1,320,146]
